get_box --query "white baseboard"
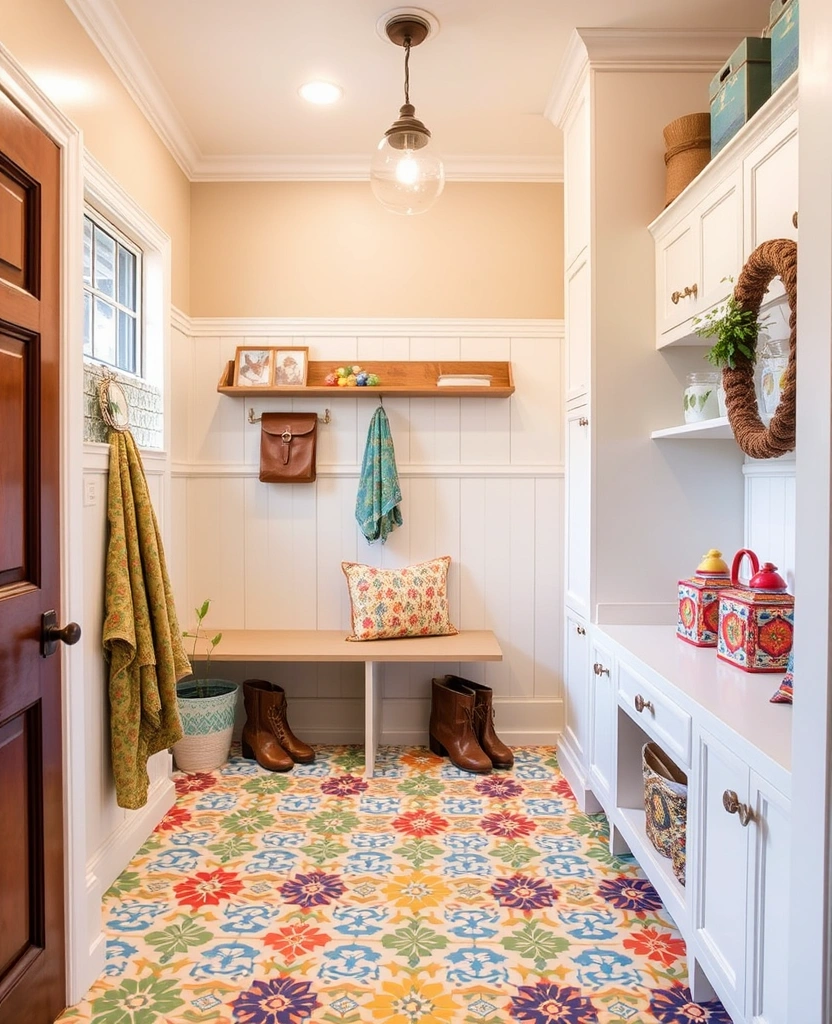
[83,775,176,990]
[556,736,602,813]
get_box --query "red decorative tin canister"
[717,549,794,672]
[677,549,733,647]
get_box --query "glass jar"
[684,372,720,423]
[759,337,789,417]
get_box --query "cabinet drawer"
[618,662,691,767]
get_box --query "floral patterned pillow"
[342,556,458,641]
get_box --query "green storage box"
[709,37,772,156]
[769,0,799,92]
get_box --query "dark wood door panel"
[0,84,64,1024]
[0,708,45,991]
[0,327,38,591]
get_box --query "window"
[83,210,141,375]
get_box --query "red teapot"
[717,549,794,672]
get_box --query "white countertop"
[598,625,791,776]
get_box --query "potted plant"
[172,600,238,772]
[693,287,770,416]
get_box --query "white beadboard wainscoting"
[169,316,565,745]
[82,444,175,959]
[744,454,796,592]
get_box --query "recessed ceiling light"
[299,81,343,105]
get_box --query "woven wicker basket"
[663,113,711,207]
[642,742,688,884]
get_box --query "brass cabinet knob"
[634,694,654,714]
[722,789,754,826]
[575,625,586,636]
[578,416,589,427]
[792,211,798,229]
[671,283,698,305]
[593,662,610,677]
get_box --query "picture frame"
[234,346,275,387]
[273,346,309,387]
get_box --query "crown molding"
[66,0,562,183]
[546,27,753,128]
[172,314,564,338]
[65,0,200,177]
[189,153,562,183]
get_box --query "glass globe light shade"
[370,127,445,215]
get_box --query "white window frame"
[83,205,143,377]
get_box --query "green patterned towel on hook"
[355,405,403,543]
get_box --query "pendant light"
[370,11,444,215]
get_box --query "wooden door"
[0,89,68,1023]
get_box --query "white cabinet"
[692,727,792,1024]
[692,728,750,1018]
[650,77,797,347]
[745,772,791,1024]
[563,81,590,270]
[562,610,589,771]
[744,113,799,305]
[587,637,615,811]
[564,406,590,618]
[565,254,591,403]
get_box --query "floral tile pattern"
[58,746,732,1024]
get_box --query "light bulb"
[370,133,445,215]
[298,81,343,105]
[395,155,420,185]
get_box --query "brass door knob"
[593,662,609,677]
[722,789,753,826]
[578,416,589,427]
[575,625,586,635]
[634,694,654,714]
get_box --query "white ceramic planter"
[173,679,238,772]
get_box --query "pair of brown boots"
[242,679,314,772]
[429,675,513,774]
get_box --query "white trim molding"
[0,41,93,1005]
[546,27,753,128]
[172,462,564,480]
[181,315,564,339]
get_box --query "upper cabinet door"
[656,214,699,337]
[744,112,799,304]
[698,169,743,317]
[564,81,590,271]
[691,728,750,1020]
[564,406,591,618]
[566,254,591,403]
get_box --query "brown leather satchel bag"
[259,412,318,483]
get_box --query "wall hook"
[248,407,331,426]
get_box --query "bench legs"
[364,662,381,778]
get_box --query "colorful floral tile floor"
[58,746,731,1024]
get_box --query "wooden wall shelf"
[217,360,515,398]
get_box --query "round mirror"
[97,378,130,432]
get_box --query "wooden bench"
[193,629,503,776]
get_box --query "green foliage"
[181,598,222,697]
[693,293,769,370]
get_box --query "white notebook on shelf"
[436,374,492,387]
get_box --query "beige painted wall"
[190,181,563,319]
[0,0,191,311]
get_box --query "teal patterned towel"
[356,406,403,543]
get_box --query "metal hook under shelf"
[248,407,331,426]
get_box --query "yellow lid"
[697,548,729,575]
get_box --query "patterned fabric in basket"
[342,556,458,641]
[643,742,688,885]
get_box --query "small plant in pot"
[172,600,238,772]
[693,288,770,416]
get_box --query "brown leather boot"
[263,683,315,764]
[429,677,492,774]
[455,677,514,769]
[242,679,293,772]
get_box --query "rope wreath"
[723,238,797,459]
